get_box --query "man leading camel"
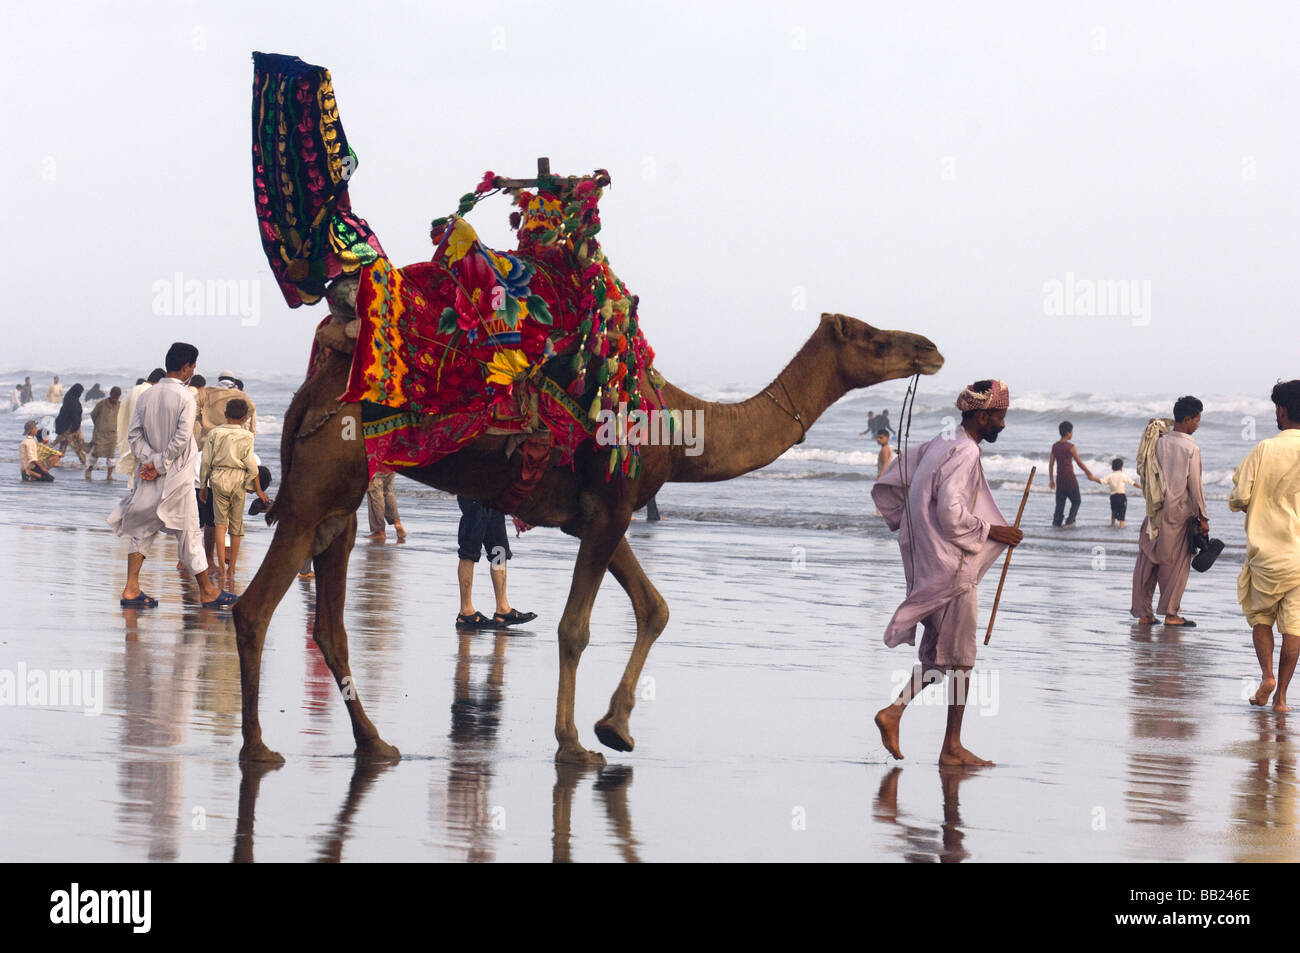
[872,380,1023,767]
[1231,380,1300,711]
[108,343,233,608]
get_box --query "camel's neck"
[659,329,848,483]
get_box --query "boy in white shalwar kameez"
[872,380,1023,767]
[108,344,232,608]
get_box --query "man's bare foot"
[875,706,904,760]
[1135,616,1157,625]
[1273,699,1292,713]
[1250,677,1276,707]
[176,561,184,571]
[1118,520,1126,528]
[939,745,994,767]
[395,521,407,540]
[365,532,385,540]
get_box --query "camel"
[233,310,943,765]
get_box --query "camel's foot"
[1250,677,1276,707]
[355,737,401,763]
[239,741,286,765]
[556,743,607,765]
[593,715,635,753]
[875,707,904,760]
[939,745,994,767]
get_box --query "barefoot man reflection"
[871,380,1023,766]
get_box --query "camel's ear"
[820,312,848,342]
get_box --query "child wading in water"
[1100,456,1140,528]
[199,399,270,590]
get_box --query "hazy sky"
[4,0,1297,398]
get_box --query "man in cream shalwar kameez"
[116,370,162,491]
[108,346,230,607]
[872,380,1023,767]
[1230,380,1300,711]
[1131,397,1207,626]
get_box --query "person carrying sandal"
[454,496,537,629]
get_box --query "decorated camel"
[235,54,945,764]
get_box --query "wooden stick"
[984,466,1035,645]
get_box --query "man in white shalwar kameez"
[1230,380,1300,711]
[116,368,164,491]
[108,344,232,608]
[872,380,1023,767]
[1130,396,1207,627]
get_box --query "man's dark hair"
[136,378,145,385]
[1112,457,1123,471]
[1058,421,1073,438]
[225,398,249,421]
[1173,395,1203,423]
[109,386,121,399]
[876,428,890,438]
[1271,380,1300,422]
[190,375,206,389]
[146,367,166,384]
[960,380,995,422]
[164,342,199,372]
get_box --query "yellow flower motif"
[485,250,513,277]
[485,349,530,386]
[445,218,479,263]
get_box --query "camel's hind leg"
[233,519,316,763]
[594,538,668,753]
[311,512,399,762]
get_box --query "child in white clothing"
[1101,457,1141,528]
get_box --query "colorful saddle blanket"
[340,176,664,493]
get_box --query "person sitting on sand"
[876,428,894,477]
[1131,396,1208,628]
[1230,380,1300,712]
[19,420,54,482]
[35,428,62,472]
[1048,421,1100,528]
[199,398,270,591]
[871,380,1023,767]
[1100,457,1140,529]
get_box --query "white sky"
[3,0,1297,397]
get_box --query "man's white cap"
[217,371,238,386]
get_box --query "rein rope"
[897,372,920,586]
[764,376,806,445]
[296,400,344,440]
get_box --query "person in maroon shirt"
[1049,421,1101,528]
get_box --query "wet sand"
[0,474,1291,862]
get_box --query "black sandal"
[455,611,495,629]
[493,608,538,627]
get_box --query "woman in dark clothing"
[53,383,88,466]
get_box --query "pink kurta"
[1131,431,1206,618]
[872,429,1007,660]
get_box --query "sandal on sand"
[203,591,238,609]
[1164,618,1197,627]
[120,593,159,608]
[456,611,496,629]
[493,609,538,627]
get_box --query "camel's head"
[819,313,944,388]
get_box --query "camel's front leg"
[555,519,627,763]
[233,520,316,763]
[312,511,400,762]
[594,538,669,753]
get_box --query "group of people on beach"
[871,378,1300,767]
